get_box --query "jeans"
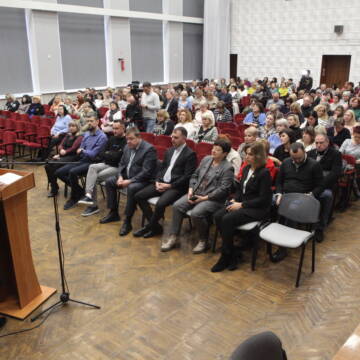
[143,117,156,133]
[317,189,333,230]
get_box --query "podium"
[0,169,56,320]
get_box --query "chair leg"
[251,234,259,271]
[295,244,306,288]
[212,228,218,253]
[312,237,316,273]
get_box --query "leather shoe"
[119,222,132,236]
[99,211,120,224]
[270,248,288,263]
[315,229,324,243]
[211,253,231,272]
[133,226,149,237]
[143,225,163,238]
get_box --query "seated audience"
[268,119,289,154]
[344,109,358,134]
[349,96,360,121]
[4,94,20,112]
[280,97,293,115]
[101,89,113,108]
[45,121,83,197]
[161,139,234,253]
[94,92,104,109]
[133,127,197,238]
[99,127,157,236]
[238,127,258,160]
[213,101,233,123]
[217,134,242,177]
[300,111,318,129]
[162,89,178,121]
[314,104,330,128]
[300,95,313,119]
[38,105,72,161]
[50,95,63,115]
[266,92,284,109]
[278,82,289,98]
[327,118,351,148]
[289,101,305,124]
[297,126,316,152]
[218,87,233,106]
[17,95,32,114]
[192,88,206,111]
[64,97,75,115]
[329,93,343,111]
[125,94,142,129]
[101,101,122,134]
[328,105,345,127]
[212,142,272,272]
[77,101,97,134]
[153,109,175,136]
[287,113,302,140]
[273,128,296,163]
[78,121,127,216]
[260,113,277,139]
[193,113,218,144]
[178,90,192,111]
[340,125,360,162]
[206,91,219,111]
[27,96,44,117]
[194,101,215,127]
[308,134,342,242]
[273,142,324,261]
[57,117,108,210]
[175,109,197,140]
[243,102,266,127]
[229,85,241,114]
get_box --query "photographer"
[125,94,142,130]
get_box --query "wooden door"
[230,54,238,79]
[320,55,351,88]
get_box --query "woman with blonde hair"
[314,103,330,127]
[194,100,215,127]
[153,109,174,136]
[286,113,302,140]
[193,113,218,144]
[289,101,304,123]
[343,109,358,134]
[175,109,196,139]
[50,95,63,115]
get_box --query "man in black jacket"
[162,89,178,121]
[78,121,127,216]
[308,134,342,241]
[125,94,142,130]
[133,127,197,238]
[100,127,157,236]
[274,143,324,261]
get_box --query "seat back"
[278,193,320,224]
[154,134,172,148]
[141,132,155,144]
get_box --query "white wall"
[231,0,360,87]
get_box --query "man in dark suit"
[100,127,157,236]
[162,89,178,121]
[133,127,197,238]
[308,133,342,242]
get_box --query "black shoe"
[0,317,6,329]
[81,206,100,217]
[119,222,132,236]
[211,254,231,273]
[143,225,163,238]
[271,248,288,263]
[315,229,324,243]
[228,253,242,271]
[78,196,94,206]
[99,211,120,224]
[133,226,150,237]
[63,198,78,210]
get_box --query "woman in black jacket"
[212,142,273,272]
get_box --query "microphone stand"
[0,160,101,322]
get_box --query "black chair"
[229,331,287,360]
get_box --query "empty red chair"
[2,110,11,118]
[22,125,51,158]
[0,131,16,165]
[140,132,155,144]
[154,135,172,148]
[155,146,167,161]
[240,95,251,108]
[0,118,4,129]
[31,115,42,123]
[4,118,16,131]
[186,139,196,151]
[98,107,108,118]
[19,113,30,122]
[234,113,245,124]
[196,142,213,163]
[220,128,240,137]
[43,104,50,112]
[217,122,236,130]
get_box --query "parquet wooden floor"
[1,164,360,360]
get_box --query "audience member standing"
[140,82,161,133]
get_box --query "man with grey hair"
[267,119,289,154]
[162,89,178,121]
[140,81,161,132]
[266,92,284,109]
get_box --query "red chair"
[4,118,16,131]
[154,135,172,148]
[337,154,356,209]
[141,132,155,144]
[43,104,50,112]
[186,139,196,151]
[2,110,11,118]
[22,126,51,159]
[234,113,245,125]
[19,114,30,122]
[196,142,213,163]
[220,128,241,137]
[217,122,236,130]
[229,136,243,149]
[155,146,167,161]
[71,114,80,120]
[240,95,251,108]
[0,118,4,129]
[98,107,108,118]
[40,117,54,128]
[31,115,42,123]
[0,131,17,167]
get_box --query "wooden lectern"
[0,169,56,320]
